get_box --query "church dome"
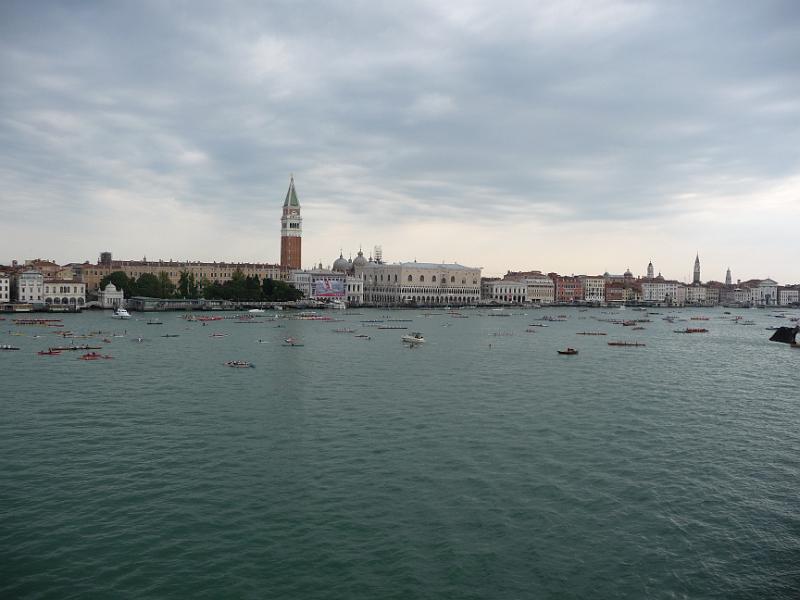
[352,249,367,268]
[104,282,117,291]
[332,253,350,272]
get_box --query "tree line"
[99,270,303,302]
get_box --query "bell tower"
[280,176,302,270]
[693,253,701,284]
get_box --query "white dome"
[104,282,118,291]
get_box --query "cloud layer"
[1,1,798,281]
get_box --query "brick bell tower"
[280,175,302,270]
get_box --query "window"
[432,276,437,282]
[420,275,425,282]
[407,275,412,282]
[451,276,455,283]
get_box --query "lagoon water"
[1,307,799,599]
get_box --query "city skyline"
[1,2,799,281]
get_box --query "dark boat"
[557,348,578,355]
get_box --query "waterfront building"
[733,287,751,304]
[685,284,708,305]
[79,254,280,293]
[550,274,583,303]
[778,286,799,306]
[356,261,481,306]
[43,280,86,308]
[503,271,555,304]
[97,282,125,309]
[640,276,682,304]
[748,279,779,306]
[579,275,605,303]
[693,254,701,284]
[481,279,527,304]
[280,176,302,270]
[0,273,9,303]
[290,267,363,306]
[16,270,44,303]
[704,282,722,306]
[24,258,72,280]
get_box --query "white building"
[778,287,799,306]
[641,278,682,304]
[685,284,708,305]
[290,269,363,306]
[482,279,527,304]
[43,279,86,308]
[503,271,555,304]
[98,282,125,309]
[17,270,44,303]
[0,273,9,303]
[580,276,605,303]
[750,279,779,306]
[356,261,481,306]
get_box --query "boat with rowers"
[1,344,21,351]
[38,349,62,355]
[79,352,113,360]
[674,328,708,333]
[608,341,646,347]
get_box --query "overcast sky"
[1,1,798,281]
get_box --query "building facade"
[280,176,302,270]
[551,274,583,303]
[97,282,125,309]
[43,280,86,307]
[17,270,44,303]
[504,271,555,304]
[356,261,481,306]
[481,279,527,304]
[79,255,281,293]
[0,273,9,303]
[580,276,605,303]
[290,268,363,306]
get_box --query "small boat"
[225,360,254,368]
[112,307,131,319]
[576,332,606,336]
[161,334,180,338]
[608,341,646,347]
[209,333,229,338]
[333,328,356,333]
[79,352,113,360]
[557,348,578,355]
[283,337,304,347]
[102,338,112,343]
[674,328,708,333]
[37,349,62,356]
[353,334,371,340]
[402,332,425,344]
[1,344,21,351]
[146,319,163,325]
[248,308,265,313]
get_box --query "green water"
[1,307,798,599]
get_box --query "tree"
[100,271,133,297]
[177,270,198,298]
[135,273,161,298]
[157,272,176,298]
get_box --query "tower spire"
[280,175,302,270]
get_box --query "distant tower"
[280,176,302,270]
[647,261,654,279]
[693,253,701,284]
[725,267,732,286]
[374,245,383,264]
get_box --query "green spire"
[283,175,300,208]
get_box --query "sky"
[1,1,798,282]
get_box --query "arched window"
[451,276,455,283]
[462,279,466,284]
[420,275,425,282]
[407,275,412,282]
[432,276,437,282]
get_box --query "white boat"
[112,307,131,319]
[401,332,425,345]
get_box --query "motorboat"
[283,337,304,347]
[557,348,578,355]
[112,307,131,319]
[401,332,425,344]
[1,344,21,351]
